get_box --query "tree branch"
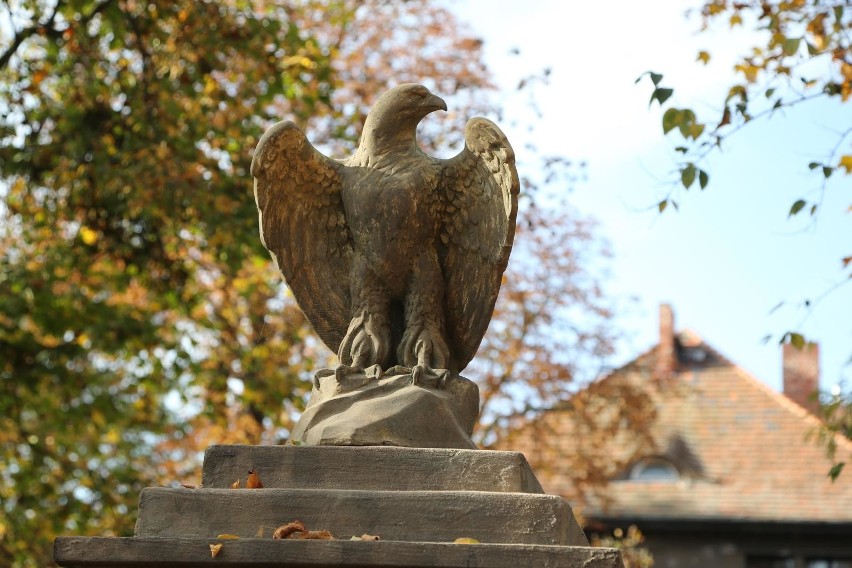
[0,0,116,72]
[0,2,61,71]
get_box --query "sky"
[450,0,851,393]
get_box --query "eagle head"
[359,84,447,154]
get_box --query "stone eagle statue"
[251,83,518,383]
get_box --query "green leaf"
[662,108,681,134]
[658,199,668,213]
[823,166,834,178]
[810,204,818,216]
[788,199,806,217]
[782,37,801,56]
[650,87,673,107]
[808,162,821,170]
[688,123,705,140]
[677,109,699,138]
[681,164,696,189]
[725,85,747,104]
[789,332,806,349]
[834,5,844,23]
[829,462,845,482]
[674,146,688,154]
[635,71,663,85]
[765,88,776,98]
[698,169,709,189]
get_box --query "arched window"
[629,458,679,482]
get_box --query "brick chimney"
[656,304,678,378]
[782,342,820,413]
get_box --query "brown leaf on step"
[358,534,381,541]
[256,527,265,538]
[181,484,196,489]
[246,469,263,489]
[209,543,223,558]
[453,537,480,544]
[216,534,240,540]
[273,520,306,539]
[231,479,240,489]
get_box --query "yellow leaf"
[453,537,480,544]
[79,226,98,245]
[209,543,223,558]
[697,51,710,64]
[105,428,120,445]
[839,155,852,173]
[730,14,743,27]
[216,534,240,540]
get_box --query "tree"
[0,1,628,565]
[815,388,852,481]
[641,0,851,226]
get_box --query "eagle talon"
[411,365,446,389]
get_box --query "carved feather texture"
[438,118,519,371]
[251,121,353,353]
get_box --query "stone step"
[55,536,623,568]
[134,487,586,546]
[201,445,544,493]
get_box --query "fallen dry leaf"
[355,534,381,541]
[216,534,240,540]
[180,483,196,489]
[256,527,265,538]
[273,521,306,540]
[231,479,240,489]
[246,469,263,489]
[453,537,480,544]
[209,543,223,558]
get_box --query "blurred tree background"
[0,1,646,565]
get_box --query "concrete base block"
[54,445,623,568]
[55,537,624,567]
[134,487,584,546]
[201,445,545,493]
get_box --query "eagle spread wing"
[439,118,519,372]
[251,121,353,355]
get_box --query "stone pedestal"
[54,445,623,567]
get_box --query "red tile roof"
[514,330,852,524]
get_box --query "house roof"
[514,327,852,525]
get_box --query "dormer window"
[629,458,680,482]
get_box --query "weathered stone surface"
[253,84,521,449]
[55,537,623,568]
[289,369,479,448]
[202,445,544,493]
[134,487,587,546]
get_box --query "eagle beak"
[425,93,447,113]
